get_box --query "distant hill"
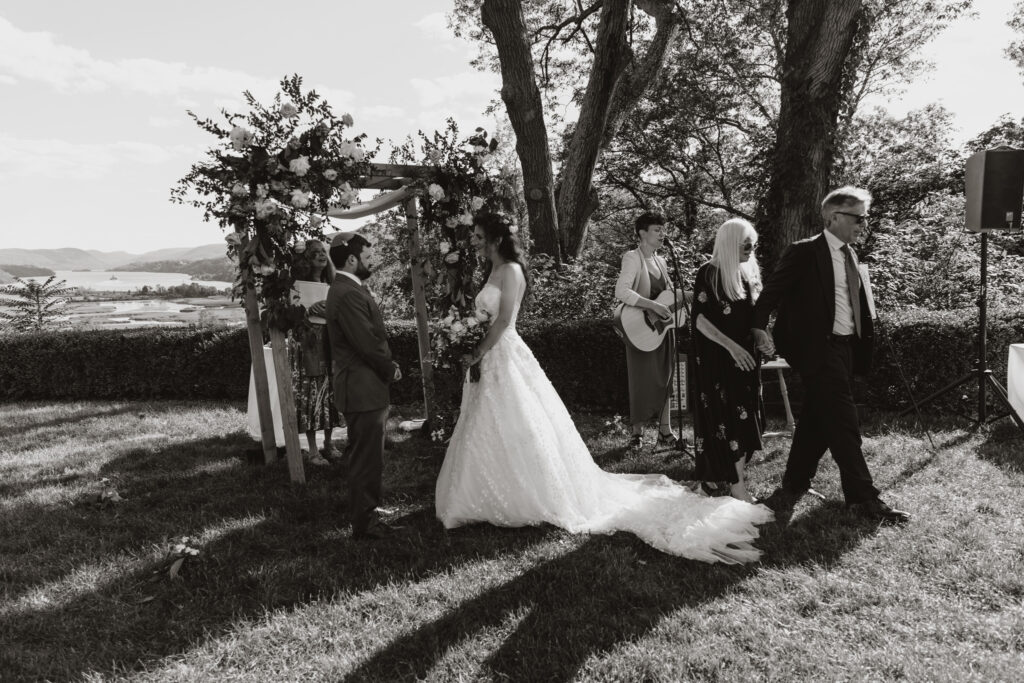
[117,257,236,283]
[0,264,57,278]
[0,244,224,271]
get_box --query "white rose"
[323,168,338,181]
[339,140,365,162]
[279,103,298,118]
[289,156,311,176]
[459,211,474,226]
[508,223,519,234]
[228,126,253,151]
[309,215,323,228]
[259,264,276,276]
[470,196,485,211]
[255,199,276,219]
[444,252,460,265]
[231,183,248,197]
[341,113,354,126]
[466,316,479,328]
[442,315,454,326]
[290,189,311,208]
[427,148,442,164]
[445,217,459,229]
[225,232,242,246]
[255,184,268,199]
[427,183,445,201]
[439,241,451,254]
[451,321,465,335]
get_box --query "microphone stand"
[662,238,693,457]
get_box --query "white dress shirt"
[823,228,858,336]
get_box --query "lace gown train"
[435,276,774,564]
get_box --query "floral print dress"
[690,263,764,484]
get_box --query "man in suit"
[326,232,403,540]
[752,186,910,524]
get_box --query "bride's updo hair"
[476,212,531,301]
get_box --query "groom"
[326,232,402,540]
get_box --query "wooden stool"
[761,357,795,436]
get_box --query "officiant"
[289,239,341,466]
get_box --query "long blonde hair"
[710,218,761,302]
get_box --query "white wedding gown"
[435,272,774,563]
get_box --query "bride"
[435,214,774,563]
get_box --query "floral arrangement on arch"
[391,120,519,441]
[171,74,373,331]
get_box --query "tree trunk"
[559,0,679,258]
[757,0,864,272]
[481,0,561,261]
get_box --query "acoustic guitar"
[614,289,689,352]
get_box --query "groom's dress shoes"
[847,498,910,525]
[352,519,405,541]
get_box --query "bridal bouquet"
[432,306,492,382]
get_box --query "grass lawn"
[1,400,1022,681]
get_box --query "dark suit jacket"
[326,275,394,413]
[752,233,874,375]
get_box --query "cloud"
[0,16,354,108]
[148,116,183,129]
[0,74,15,85]
[0,134,194,180]
[414,12,451,41]
[359,104,406,119]
[409,71,499,109]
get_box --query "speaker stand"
[899,232,1024,432]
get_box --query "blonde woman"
[690,218,765,503]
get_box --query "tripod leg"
[897,372,978,418]
[984,374,1024,432]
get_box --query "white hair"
[710,218,762,302]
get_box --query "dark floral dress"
[289,323,339,433]
[690,263,764,484]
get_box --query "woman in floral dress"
[290,239,340,466]
[690,218,766,503]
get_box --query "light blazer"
[326,276,394,413]
[752,233,875,375]
[615,248,673,307]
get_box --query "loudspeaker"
[965,145,1024,232]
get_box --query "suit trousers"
[343,406,389,533]
[784,337,879,503]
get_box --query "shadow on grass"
[975,420,1024,475]
[3,414,883,682]
[0,401,147,440]
[0,430,551,681]
[342,502,875,683]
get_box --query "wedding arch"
[173,76,515,483]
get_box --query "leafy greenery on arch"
[172,75,372,331]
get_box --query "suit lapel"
[813,233,835,327]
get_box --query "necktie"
[841,244,862,337]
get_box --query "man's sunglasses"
[833,211,870,224]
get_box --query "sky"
[1,0,1022,254]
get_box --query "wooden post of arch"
[245,288,278,465]
[404,194,437,428]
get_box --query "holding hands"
[308,300,327,317]
[752,328,775,357]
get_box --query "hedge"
[2,308,1023,415]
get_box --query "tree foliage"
[0,276,74,333]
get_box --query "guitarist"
[614,212,686,451]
